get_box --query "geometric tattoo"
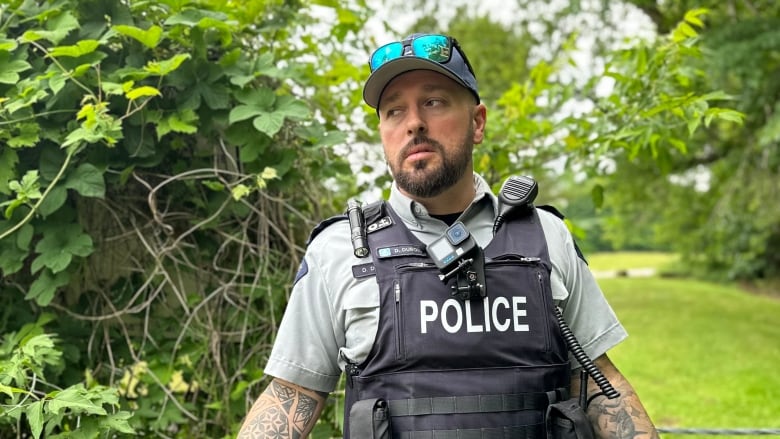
[237,380,322,439]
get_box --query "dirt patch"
[738,279,780,300]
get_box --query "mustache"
[401,136,443,156]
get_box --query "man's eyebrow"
[380,82,456,109]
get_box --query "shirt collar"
[387,173,498,228]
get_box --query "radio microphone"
[493,175,538,235]
[347,199,370,258]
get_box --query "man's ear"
[473,103,487,144]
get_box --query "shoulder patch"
[293,258,309,285]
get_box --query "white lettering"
[465,299,483,333]
[482,296,491,332]
[441,299,462,333]
[513,296,529,331]
[492,297,510,331]
[420,300,438,334]
[417,296,529,334]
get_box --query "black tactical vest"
[343,202,571,439]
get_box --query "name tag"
[376,245,426,259]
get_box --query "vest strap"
[395,423,545,439]
[388,392,550,416]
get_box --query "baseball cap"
[363,33,480,109]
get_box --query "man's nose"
[406,108,427,136]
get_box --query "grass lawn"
[597,274,780,436]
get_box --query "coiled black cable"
[554,306,620,400]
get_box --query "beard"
[390,127,474,199]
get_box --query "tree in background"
[609,0,780,281]
[388,0,773,279]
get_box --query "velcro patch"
[366,216,393,233]
[352,263,376,278]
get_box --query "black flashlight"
[347,199,369,258]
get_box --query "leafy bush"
[0,0,368,436]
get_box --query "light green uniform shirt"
[265,174,627,393]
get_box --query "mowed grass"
[591,253,780,435]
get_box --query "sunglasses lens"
[370,42,404,71]
[411,35,451,63]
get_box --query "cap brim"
[363,57,469,109]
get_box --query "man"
[238,33,660,439]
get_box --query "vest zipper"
[394,280,405,360]
[536,270,552,352]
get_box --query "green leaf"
[8,123,40,148]
[156,110,199,138]
[274,95,310,121]
[112,24,163,49]
[101,411,135,434]
[202,180,225,191]
[234,87,275,107]
[683,8,709,28]
[48,40,100,58]
[26,269,70,306]
[0,70,19,84]
[17,223,34,250]
[0,38,18,51]
[0,148,20,194]
[252,112,285,137]
[26,400,44,439]
[0,244,28,275]
[145,54,191,76]
[32,224,94,273]
[49,386,107,416]
[100,81,125,96]
[65,163,105,198]
[0,57,31,84]
[164,9,230,27]
[229,105,262,124]
[23,11,80,44]
[37,185,68,217]
[0,383,15,398]
[125,85,161,101]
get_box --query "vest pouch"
[348,397,391,439]
[546,398,595,439]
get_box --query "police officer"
[237,33,660,439]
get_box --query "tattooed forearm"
[588,384,654,439]
[574,356,660,439]
[237,379,327,439]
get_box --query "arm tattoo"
[586,378,659,439]
[238,381,324,439]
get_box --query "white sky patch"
[669,164,712,192]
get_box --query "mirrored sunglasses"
[368,34,474,75]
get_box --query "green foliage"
[0,0,371,436]
[604,3,780,280]
[393,4,747,263]
[0,315,134,437]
